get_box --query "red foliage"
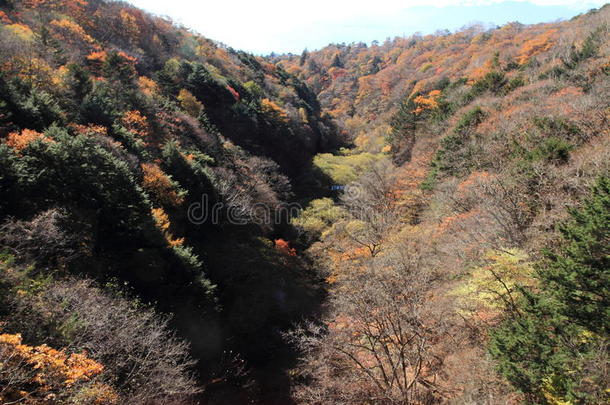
[274,239,297,256]
[0,10,12,24]
[226,85,240,101]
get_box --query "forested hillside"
[0,0,341,403]
[0,0,608,404]
[278,5,610,405]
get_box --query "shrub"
[468,71,508,99]
[528,137,573,164]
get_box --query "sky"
[125,0,608,54]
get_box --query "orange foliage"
[141,163,184,207]
[434,209,480,240]
[329,67,348,80]
[69,123,108,137]
[456,171,492,198]
[138,76,159,97]
[0,333,117,404]
[121,110,151,138]
[412,89,441,115]
[261,98,288,123]
[517,29,557,64]
[49,18,95,44]
[86,50,107,74]
[274,239,297,256]
[6,129,52,151]
[151,207,185,247]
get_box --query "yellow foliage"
[5,23,35,42]
[453,248,534,314]
[119,9,140,41]
[178,89,203,117]
[541,375,574,405]
[313,152,384,184]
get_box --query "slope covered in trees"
[0,0,341,403]
[279,5,609,404]
[0,1,609,404]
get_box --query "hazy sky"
[126,0,607,54]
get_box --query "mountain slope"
[0,0,340,403]
[279,6,610,404]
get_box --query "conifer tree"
[490,176,610,404]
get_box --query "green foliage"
[542,176,610,335]
[65,63,93,103]
[18,88,64,130]
[79,82,119,126]
[102,51,137,84]
[161,141,217,210]
[563,25,606,69]
[243,80,263,100]
[388,95,420,165]
[0,75,64,131]
[532,116,582,140]
[528,137,573,164]
[506,75,526,92]
[490,177,610,404]
[470,71,508,97]
[0,144,20,216]
[14,127,152,240]
[331,53,344,68]
[425,106,486,185]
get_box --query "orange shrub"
[138,76,159,97]
[412,89,441,115]
[151,207,184,247]
[0,10,12,24]
[49,18,95,45]
[6,129,52,151]
[141,163,184,207]
[121,110,151,138]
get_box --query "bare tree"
[338,160,401,257]
[0,267,202,405]
[41,279,201,404]
[0,208,79,268]
[287,237,449,405]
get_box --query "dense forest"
[0,0,608,404]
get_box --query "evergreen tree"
[331,53,344,68]
[542,176,610,335]
[299,49,308,66]
[490,176,610,404]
